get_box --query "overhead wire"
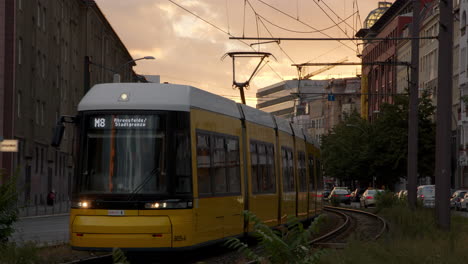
[320,0,356,35]
[254,0,356,52]
[256,11,357,34]
[167,0,287,83]
[311,0,358,46]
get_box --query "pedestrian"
[47,190,56,206]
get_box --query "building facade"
[256,79,329,119]
[0,0,135,215]
[256,78,361,144]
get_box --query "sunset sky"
[94,0,386,106]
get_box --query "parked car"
[458,193,468,211]
[328,188,351,205]
[417,185,435,208]
[350,188,365,202]
[450,189,468,209]
[360,189,384,208]
[322,189,331,200]
[396,190,408,200]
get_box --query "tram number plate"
[108,210,125,216]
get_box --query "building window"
[17,91,21,118]
[37,3,41,28]
[40,148,44,174]
[18,38,22,65]
[42,55,46,79]
[42,7,46,31]
[35,101,40,125]
[41,102,45,126]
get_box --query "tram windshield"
[78,113,192,196]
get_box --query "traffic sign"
[327,94,335,101]
[0,140,18,152]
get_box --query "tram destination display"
[89,115,159,130]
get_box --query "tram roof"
[274,116,293,135]
[238,104,276,129]
[291,123,305,140]
[78,83,241,119]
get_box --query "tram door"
[195,133,243,243]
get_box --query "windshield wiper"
[127,168,160,201]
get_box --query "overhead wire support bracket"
[222,51,276,105]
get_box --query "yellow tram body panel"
[277,130,296,224]
[70,208,194,249]
[190,108,245,245]
[245,121,279,227]
[295,137,308,220]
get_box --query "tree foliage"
[0,170,19,243]
[321,92,436,189]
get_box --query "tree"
[321,92,436,189]
[0,170,19,243]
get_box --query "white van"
[417,185,435,208]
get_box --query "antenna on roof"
[222,52,275,104]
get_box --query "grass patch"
[318,205,468,264]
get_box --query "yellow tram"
[53,83,323,250]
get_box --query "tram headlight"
[72,200,90,209]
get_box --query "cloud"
[95,0,378,104]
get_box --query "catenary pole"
[407,0,420,210]
[435,0,453,230]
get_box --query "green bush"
[319,205,468,263]
[375,190,397,211]
[0,242,43,264]
[225,211,325,264]
[0,170,19,243]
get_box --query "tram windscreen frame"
[75,111,192,200]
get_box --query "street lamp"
[113,56,156,83]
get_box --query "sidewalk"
[18,201,70,218]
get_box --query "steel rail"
[309,208,351,245]
[323,206,387,240]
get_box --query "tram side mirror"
[51,122,65,147]
[51,115,76,148]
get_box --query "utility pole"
[407,0,420,210]
[435,0,453,230]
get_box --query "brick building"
[0,0,135,215]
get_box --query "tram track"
[311,206,387,248]
[63,207,387,263]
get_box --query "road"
[11,214,69,246]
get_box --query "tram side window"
[308,155,315,192]
[316,160,323,189]
[226,138,241,193]
[298,152,307,192]
[197,133,211,195]
[282,147,295,192]
[196,131,241,197]
[250,141,275,194]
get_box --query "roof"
[291,123,305,140]
[274,116,293,135]
[238,104,276,129]
[78,83,241,119]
